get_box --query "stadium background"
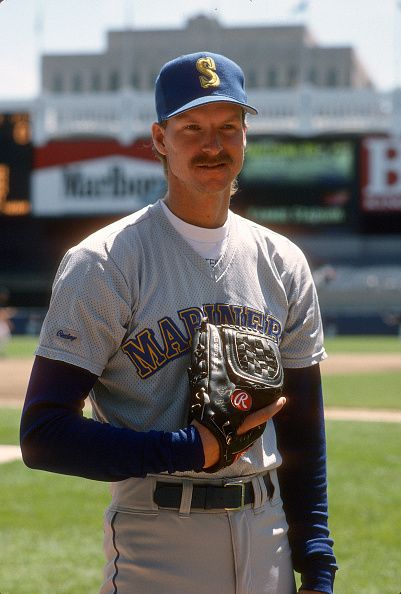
[1,15,401,339]
[1,117,401,338]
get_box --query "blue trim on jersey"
[111,512,120,594]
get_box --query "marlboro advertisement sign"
[32,139,165,215]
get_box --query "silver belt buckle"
[224,481,246,511]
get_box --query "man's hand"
[194,396,286,469]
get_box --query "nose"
[201,129,223,154]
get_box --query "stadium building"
[1,16,401,335]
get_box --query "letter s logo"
[196,57,220,89]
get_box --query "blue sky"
[0,0,400,98]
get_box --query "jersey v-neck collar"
[150,199,239,281]
[159,199,230,245]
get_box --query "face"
[152,102,247,196]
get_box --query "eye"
[222,122,239,131]
[185,123,201,131]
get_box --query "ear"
[152,122,167,156]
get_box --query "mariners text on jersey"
[121,303,282,379]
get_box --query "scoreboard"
[235,134,401,234]
[0,113,32,216]
[236,136,358,231]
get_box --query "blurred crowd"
[0,287,16,356]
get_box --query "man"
[20,52,337,593]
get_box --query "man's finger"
[237,396,286,435]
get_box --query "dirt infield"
[0,358,34,406]
[1,353,400,407]
[321,353,401,375]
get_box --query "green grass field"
[0,421,400,594]
[0,464,109,594]
[0,408,22,444]
[326,421,401,594]
[324,335,400,354]
[1,335,400,593]
[323,371,401,409]
[3,335,39,358]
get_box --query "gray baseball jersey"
[36,199,326,478]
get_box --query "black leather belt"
[154,474,273,511]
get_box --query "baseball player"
[20,52,337,593]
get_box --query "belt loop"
[256,473,271,512]
[251,476,263,512]
[178,479,193,518]
[149,476,160,512]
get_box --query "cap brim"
[161,95,258,121]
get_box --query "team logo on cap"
[230,389,252,411]
[196,57,220,89]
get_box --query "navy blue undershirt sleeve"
[274,365,338,594]
[20,356,205,481]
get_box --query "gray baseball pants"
[99,470,296,594]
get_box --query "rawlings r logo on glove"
[188,318,283,472]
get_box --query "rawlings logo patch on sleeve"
[55,328,80,344]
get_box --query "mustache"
[191,154,233,167]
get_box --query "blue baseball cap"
[155,52,258,122]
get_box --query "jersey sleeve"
[36,242,133,376]
[279,244,327,368]
[20,356,205,480]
